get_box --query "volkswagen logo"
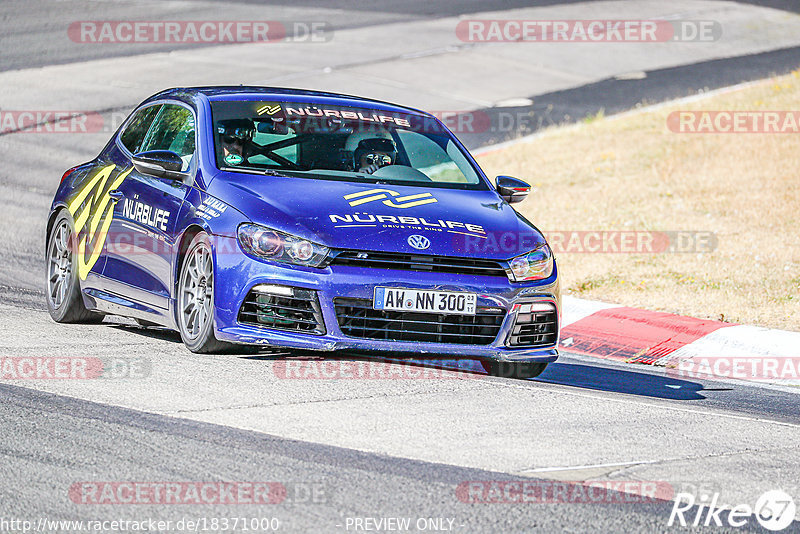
[407,234,431,250]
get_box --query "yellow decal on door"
[67,164,132,280]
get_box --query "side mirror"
[495,175,531,204]
[132,150,186,180]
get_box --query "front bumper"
[211,237,560,363]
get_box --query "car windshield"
[210,99,486,189]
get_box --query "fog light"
[252,284,294,297]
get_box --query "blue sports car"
[46,87,560,378]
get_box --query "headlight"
[237,223,330,268]
[507,244,554,282]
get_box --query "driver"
[344,131,397,174]
[216,119,255,166]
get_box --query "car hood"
[207,171,545,260]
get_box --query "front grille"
[330,251,507,277]
[334,298,505,345]
[238,286,325,335]
[508,302,558,347]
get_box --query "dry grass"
[477,70,800,331]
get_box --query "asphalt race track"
[1,1,800,532]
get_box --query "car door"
[102,102,195,311]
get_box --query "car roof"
[149,86,430,117]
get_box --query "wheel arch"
[45,204,70,254]
[173,224,207,297]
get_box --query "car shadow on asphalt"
[534,362,713,401]
[243,350,712,401]
[106,322,712,401]
[105,323,183,343]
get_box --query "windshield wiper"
[263,169,293,178]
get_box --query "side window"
[119,105,161,154]
[396,129,470,183]
[139,104,196,170]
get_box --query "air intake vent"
[508,302,558,347]
[238,285,325,335]
[334,298,505,345]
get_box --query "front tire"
[480,360,548,379]
[46,211,102,323]
[177,232,232,353]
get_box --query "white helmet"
[344,129,393,152]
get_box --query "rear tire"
[177,232,233,353]
[46,211,103,323]
[480,360,548,379]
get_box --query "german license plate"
[373,287,477,315]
